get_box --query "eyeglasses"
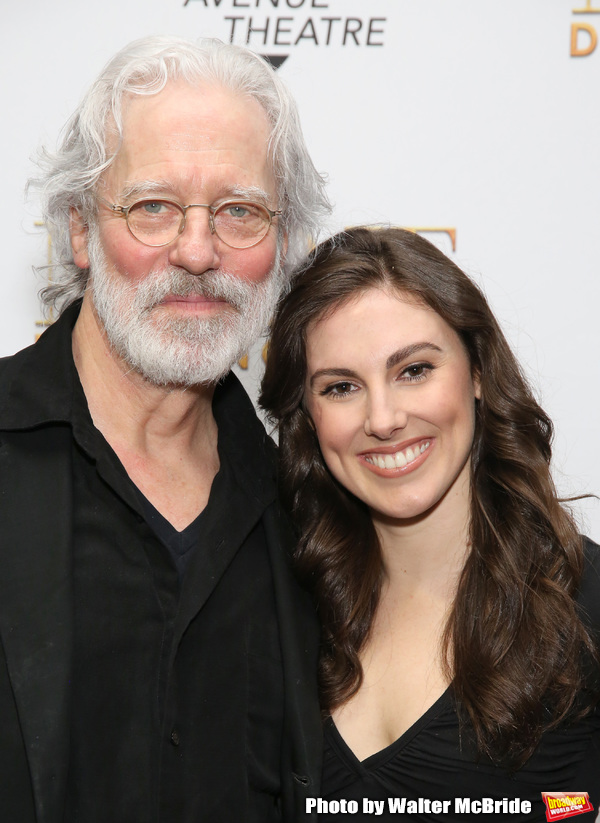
[98,196,282,249]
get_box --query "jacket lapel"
[0,427,73,823]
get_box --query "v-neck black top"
[138,459,233,579]
[320,543,600,822]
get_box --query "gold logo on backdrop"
[237,342,269,371]
[406,227,456,252]
[571,0,600,57]
[349,226,456,252]
[34,221,55,340]
[572,0,600,10]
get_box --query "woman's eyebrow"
[386,342,442,369]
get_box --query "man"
[0,36,330,822]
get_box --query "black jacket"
[0,307,322,822]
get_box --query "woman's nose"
[364,391,409,439]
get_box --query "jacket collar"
[0,300,276,504]
[0,301,80,430]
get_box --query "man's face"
[71,81,284,385]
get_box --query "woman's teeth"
[365,441,430,470]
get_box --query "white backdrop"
[2,0,599,536]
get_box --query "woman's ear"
[473,369,482,400]
[69,208,90,269]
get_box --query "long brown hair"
[260,226,597,767]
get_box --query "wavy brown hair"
[260,226,597,767]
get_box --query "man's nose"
[167,207,221,275]
[364,390,409,439]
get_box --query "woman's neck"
[372,465,472,599]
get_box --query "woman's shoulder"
[577,536,600,637]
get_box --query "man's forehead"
[101,80,276,197]
[161,132,215,152]
[117,81,270,143]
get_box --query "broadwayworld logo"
[542,793,594,821]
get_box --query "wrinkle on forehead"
[128,81,269,141]
[101,81,277,201]
[163,134,212,152]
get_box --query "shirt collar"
[0,300,276,504]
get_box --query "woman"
[260,227,600,820]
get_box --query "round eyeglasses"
[98,196,282,249]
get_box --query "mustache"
[131,268,257,313]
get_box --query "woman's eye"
[321,381,357,398]
[401,363,433,382]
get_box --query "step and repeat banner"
[2,0,599,535]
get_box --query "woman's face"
[304,288,480,525]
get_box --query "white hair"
[31,35,331,310]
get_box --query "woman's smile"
[360,437,432,475]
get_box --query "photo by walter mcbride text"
[306,797,534,816]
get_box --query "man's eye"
[225,204,250,218]
[142,201,168,214]
[220,202,267,221]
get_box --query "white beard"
[87,227,283,386]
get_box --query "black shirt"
[9,303,285,822]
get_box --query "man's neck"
[71,294,221,530]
